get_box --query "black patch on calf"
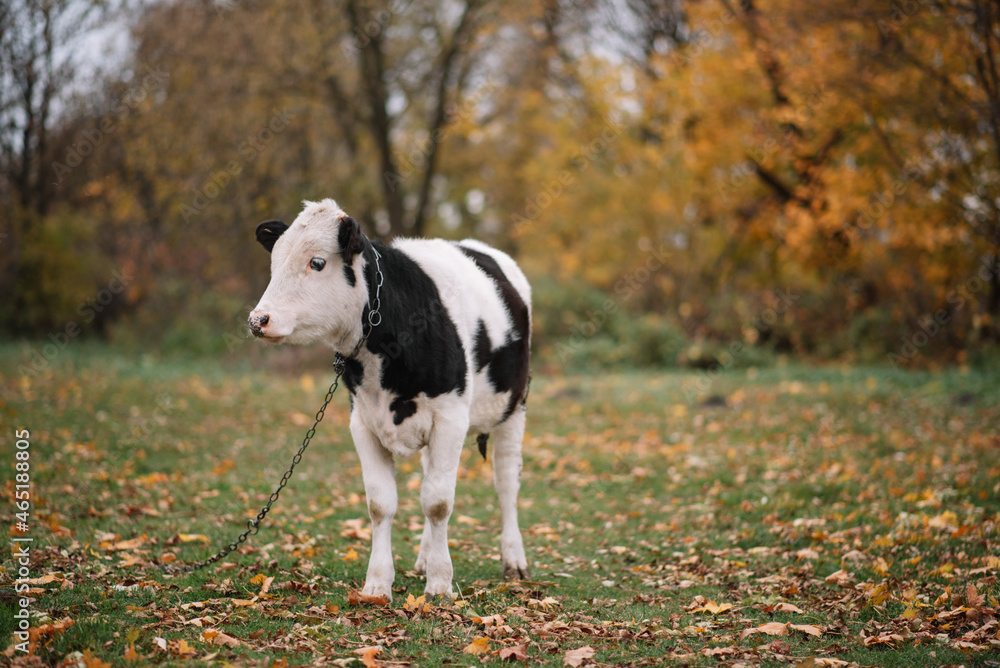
[457,246,531,421]
[338,216,364,288]
[342,357,364,395]
[474,320,491,372]
[360,241,467,422]
[390,398,418,425]
[338,216,365,259]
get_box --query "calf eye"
[309,257,326,271]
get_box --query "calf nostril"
[248,313,269,336]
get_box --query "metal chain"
[368,247,383,328]
[156,246,384,574]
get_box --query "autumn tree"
[0,0,115,333]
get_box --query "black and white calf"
[248,199,531,599]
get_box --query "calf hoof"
[424,580,455,599]
[502,563,530,580]
[413,557,426,575]
[361,581,394,602]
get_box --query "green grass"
[1,342,998,666]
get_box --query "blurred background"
[3,0,999,372]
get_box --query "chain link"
[156,247,384,574]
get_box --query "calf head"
[249,199,368,347]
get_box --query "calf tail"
[477,433,489,460]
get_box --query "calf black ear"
[337,216,365,262]
[256,220,289,253]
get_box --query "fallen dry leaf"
[210,632,240,648]
[824,569,853,587]
[404,593,431,613]
[18,574,64,585]
[355,646,381,667]
[341,518,372,540]
[177,533,209,543]
[257,575,275,596]
[966,583,984,608]
[348,590,390,607]
[102,534,148,551]
[474,614,506,626]
[123,644,139,663]
[498,643,529,662]
[175,639,197,656]
[690,599,733,614]
[790,623,823,637]
[563,645,596,666]
[82,649,112,668]
[527,596,560,611]
[760,621,789,635]
[463,637,490,655]
[742,621,791,639]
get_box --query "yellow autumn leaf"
[928,510,958,530]
[177,533,209,543]
[123,644,139,663]
[463,637,490,655]
[81,649,111,668]
[123,554,149,567]
[175,639,197,656]
[342,548,359,562]
[867,583,891,606]
[691,600,733,614]
[104,534,149,551]
[403,593,430,613]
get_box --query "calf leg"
[352,417,397,600]
[413,448,433,575]
[417,413,468,597]
[492,408,529,579]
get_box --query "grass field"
[1,342,998,667]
